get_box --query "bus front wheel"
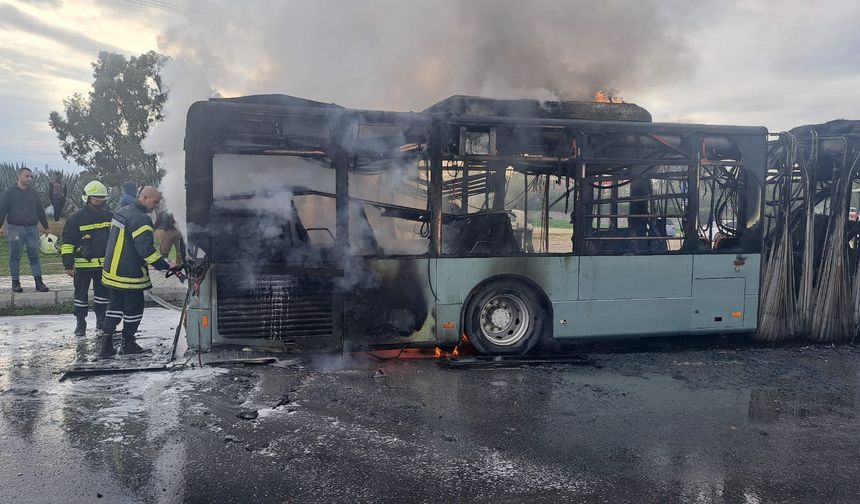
[464,280,546,355]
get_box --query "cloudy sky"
[2,0,860,173]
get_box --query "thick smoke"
[143,58,217,236]
[155,0,692,109]
[145,0,693,237]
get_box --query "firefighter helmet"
[39,233,59,255]
[82,181,109,202]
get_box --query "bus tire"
[464,279,546,355]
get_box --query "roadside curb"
[3,288,186,308]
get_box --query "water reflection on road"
[1,311,859,503]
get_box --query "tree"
[49,51,168,189]
[0,162,89,213]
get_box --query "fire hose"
[144,264,188,311]
[148,261,206,363]
[145,290,183,312]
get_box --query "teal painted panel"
[691,278,746,329]
[185,307,211,349]
[435,304,463,345]
[578,255,693,300]
[552,298,692,338]
[691,301,745,330]
[435,256,577,304]
[692,277,745,297]
[693,253,761,281]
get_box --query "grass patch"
[547,217,571,229]
[529,217,571,229]
[0,300,170,317]
[0,303,75,317]
[0,238,66,276]
[0,222,174,277]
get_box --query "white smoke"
[143,58,218,235]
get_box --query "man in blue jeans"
[0,167,50,292]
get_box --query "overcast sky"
[2,0,860,173]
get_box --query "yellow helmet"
[82,180,108,202]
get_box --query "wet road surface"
[1,310,859,503]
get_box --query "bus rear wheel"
[464,280,545,355]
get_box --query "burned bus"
[182,94,766,355]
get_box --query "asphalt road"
[1,310,859,503]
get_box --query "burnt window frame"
[571,128,765,257]
[435,121,577,258]
[184,98,767,262]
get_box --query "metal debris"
[236,410,259,420]
[440,354,593,369]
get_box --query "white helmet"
[39,233,59,255]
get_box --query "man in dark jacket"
[119,181,137,208]
[62,181,112,336]
[99,186,178,358]
[48,172,67,222]
[0,167,50,293]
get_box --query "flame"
[594,89,624,104]
[594,90,610,103]
[433,346,460,358]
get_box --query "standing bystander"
[0,167,50,292]
[119,181,138,208]
[154,212,185,266]
[48,172,67,222]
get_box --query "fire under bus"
[182,94,766,355]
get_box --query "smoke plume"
[146,0,694,232]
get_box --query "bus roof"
[185,93,768,152]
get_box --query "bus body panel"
[186,270,214,350]
[552,298,693,338]
[351,258,438,346]
[552,253,760,339]
[578,255,693,300]
[693,253,760,281]
[434,256,576,304]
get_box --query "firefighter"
[98,186,178,359]
[61,181,112,336]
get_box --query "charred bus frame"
[183,95,767,355]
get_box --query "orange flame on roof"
[595,89,624,103]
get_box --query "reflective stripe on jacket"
[102,201,170,290]
[61,206,112,269]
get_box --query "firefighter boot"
[96,312,105,332]
[74,316,87,337]
[97,332,116,359]
[34,276,49,292]
[121,329,146,355]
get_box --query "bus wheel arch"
[461,275,551,355]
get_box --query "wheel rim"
[478,294,530,346]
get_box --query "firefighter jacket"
[61,205,112,270]
[102,201,170,290]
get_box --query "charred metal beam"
[684,134,701,252]
[429,122,444,256]
[329,139,350,252]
